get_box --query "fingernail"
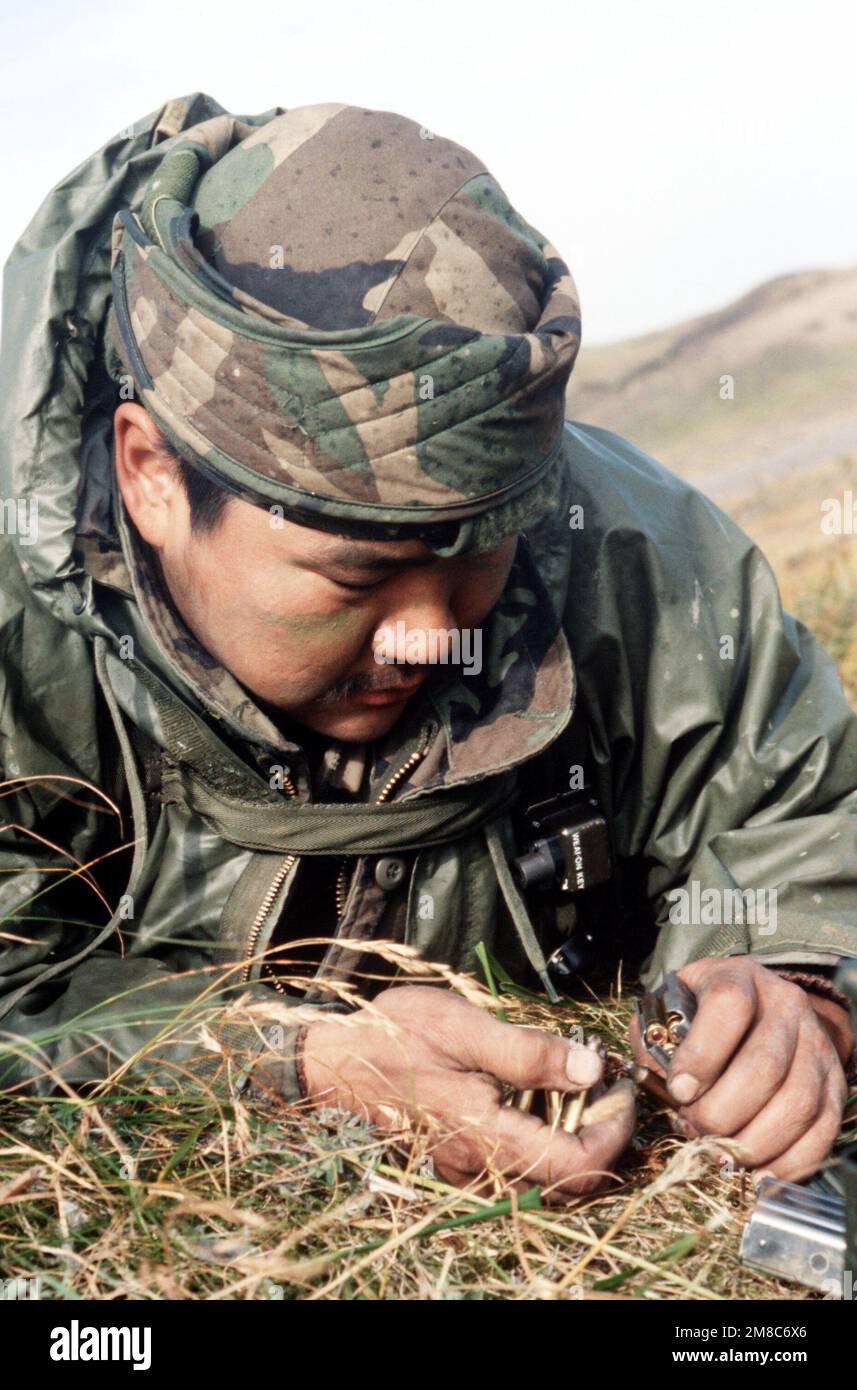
[670,1072,700,1104]
[752,1166,777,1190]
[566,1045,602,1086]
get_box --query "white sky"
[1,0,854,344]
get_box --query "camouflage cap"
[107,105,581,554]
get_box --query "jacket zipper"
[243,722,435,994]
[331,723,434,923]
[239,765,298,991]
[375,728,434,805]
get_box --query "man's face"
[114,404,516,742]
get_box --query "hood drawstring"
[63,579,87,616]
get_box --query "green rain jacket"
[1,94,856,1103]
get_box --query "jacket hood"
[0,93,576,792]
[0,95,273,632]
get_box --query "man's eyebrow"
[304,544,436,571]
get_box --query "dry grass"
[727,451,857,709]
[1,964,854,1302]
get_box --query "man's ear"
[113,401,186,550]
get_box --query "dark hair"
[156,437,233,534]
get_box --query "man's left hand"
[629,956,853,1180]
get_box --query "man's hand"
[301,985,635,1203]
[630,957,852,1180]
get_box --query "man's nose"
[373,577,462,664]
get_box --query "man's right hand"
[300,985,635,1202]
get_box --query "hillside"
[566,265,857,703]
[569,265,857,492]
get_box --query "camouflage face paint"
[106,105,581,556]
[259,605,364,638]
